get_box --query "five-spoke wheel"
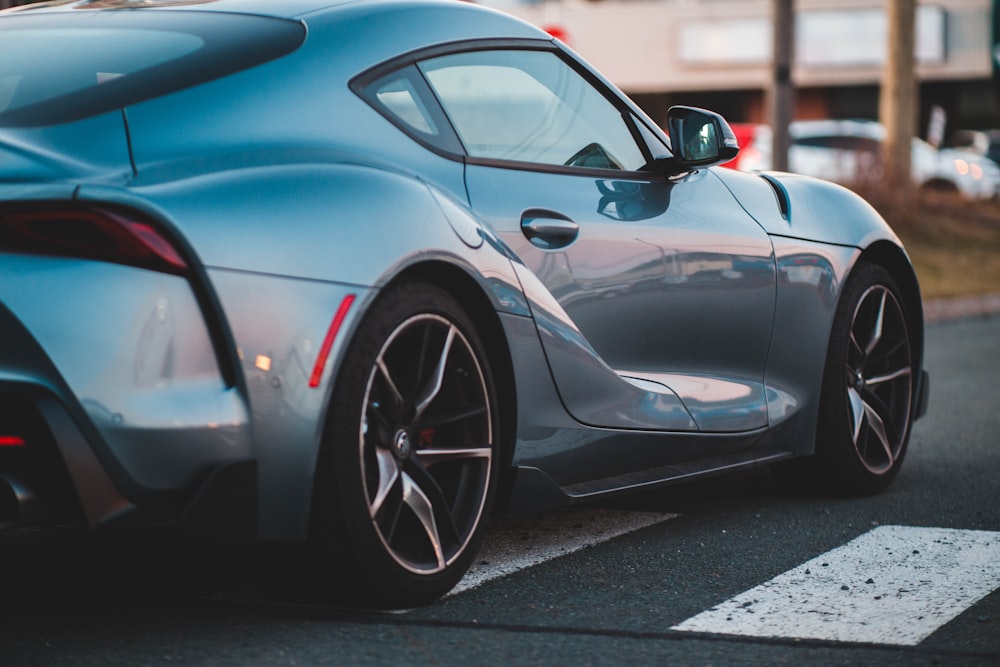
[816,262,916,494]
[843,282,913,476]
[315,282,498,607]
[361,311,493,575]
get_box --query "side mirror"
[663,106,740,171]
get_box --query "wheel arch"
[308,259,520,537]
[302,264,520,604]
[772,244,926,495]
[919,178,959,194]
[386,261,520,514]
[856,240,926,380]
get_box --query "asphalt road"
[0,313,997,666]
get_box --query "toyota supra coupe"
[0,0,928,606]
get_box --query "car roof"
[4,0,546,44]
[2,0,534,23]
[3,0,356,19]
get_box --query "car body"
[734,119,1000,200]
[0,0,928,606]
[947,128,1000,166]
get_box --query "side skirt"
[504,449,794,516]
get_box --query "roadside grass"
[852,185,1000,300]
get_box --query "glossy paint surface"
[469,165,775,433]
[0,0,923,542]
[0,254,249,491]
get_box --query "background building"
[481,0,998,139]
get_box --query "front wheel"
[313,282,499,607]
[776,262,916,495]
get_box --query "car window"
[374,76,437,135]
[418,49,648,171]
[795,135,879,152]
[0,28,204,113]
[0,12,305,127]
[354,63,465,156]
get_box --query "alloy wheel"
[844,284,913,475]
[359,313,493,574]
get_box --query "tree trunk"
[879,0,917,195]
[769,0,795,172]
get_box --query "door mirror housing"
[659,106,740,174]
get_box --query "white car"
[737,119,1000,200]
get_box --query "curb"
[923,293,1000,323]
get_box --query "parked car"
[721,122,765,170]
[735,119,1000,199]
[946,128,1000,167]
[0,0,927,606]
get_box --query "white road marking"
[671,525,1000,646]
[451,507,677,595]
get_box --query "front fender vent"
[759,174,791,221]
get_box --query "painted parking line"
[671,525,1000,646]
[451,507,677,595]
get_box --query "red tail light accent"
[309,294,356,388]
[0,206,188,275]
[0,436,26,447]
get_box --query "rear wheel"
[775,262,915,494]
[313,282,498,607]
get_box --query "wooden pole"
[769,0,794,172]
[879,0,917,193]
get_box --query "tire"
[775,262,915,495]
[312,281,499,607]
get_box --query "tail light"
[0,205,188,275]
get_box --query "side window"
[374,75,437,135]
[359,65,464,155]
[794,136,836,149]
[418,49,648,171]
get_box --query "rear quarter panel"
[78,165,529,539]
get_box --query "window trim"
[350,38,669,180]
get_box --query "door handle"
[521,210,579,249]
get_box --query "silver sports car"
[0,0,928,606]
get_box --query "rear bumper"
[0,384,257,541]
[0,248,258,541]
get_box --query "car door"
[359,45,777,433]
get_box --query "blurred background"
[475,0,1000,300]
[475,0,997,135]
[3,0,999,297]
[4,0,997,175]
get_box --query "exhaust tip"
[0,475,39,529]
